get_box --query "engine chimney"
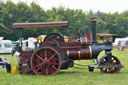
[91,17,97,43]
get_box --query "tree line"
[0,1,128,40]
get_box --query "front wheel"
[98,55,122,74]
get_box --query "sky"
[4,0,128,13]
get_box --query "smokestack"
[91,17,97,43]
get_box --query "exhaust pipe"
[91,17,97,43]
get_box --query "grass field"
[0,48,128,85]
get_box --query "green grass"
[0,48,128,85]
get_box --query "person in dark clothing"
[5,63,11,73]
[0,56,11,73]
[0,57,4,67]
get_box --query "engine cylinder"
[67,46,92,60]
[80,37,88,46]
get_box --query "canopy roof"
[13,21,68,28]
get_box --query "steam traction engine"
[13,18,123,76]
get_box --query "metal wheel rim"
[99,55,121,74]
[31,47,61,76]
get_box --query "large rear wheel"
[31,47,61,76]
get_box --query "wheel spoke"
[46,67,48,75]
[105,57,108,62]
[51,65,57,70]
[41,67,45,73]
[101,60,107,64]
[49,61,58,66]
[112,62,117,65]
[37,55,44,61]
[37,66,42,71]
[36,63,43,68]
[111,58,115,62]
[48,54,56,61]
[51,57,59,62]
[99,55,121,74]
[32,47,61,76]
[108,68,112,73]
[104,68,107,72]
[48,67,53,73]
[45,49,47,60]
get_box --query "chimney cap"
[90,16,97,21]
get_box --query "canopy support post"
[19,28,23,51]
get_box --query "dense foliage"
[0,1,128,40]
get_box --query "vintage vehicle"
[13,18,123,76]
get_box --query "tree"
[0,1,128,40]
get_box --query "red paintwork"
[18,39,91,74]
[68,48,91,60]
[86,34,92,43]
[13,18,121,75]
[31,47,61,76]
[13,21,68,28]
[19,51,34,73]
[80,37,88,46]
[40,41,81,52]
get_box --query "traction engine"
[13,18,123,76]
